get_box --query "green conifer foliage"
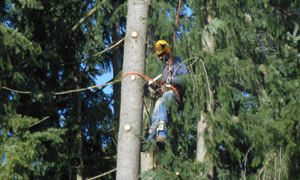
[141,0,300,179]
[1,0,119,179]
[1,0,300,179]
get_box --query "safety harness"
[147,120,167,136]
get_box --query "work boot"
[156,136,166,150]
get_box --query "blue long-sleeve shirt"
[162,56,188,85]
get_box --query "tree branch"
[200,59,212,104]
[29,116,50,128]
[25,0,106,66]
[257,153,277,180]
[99,127,116,134]
[242,145,255,179]
[12,116,50,137]
[71,0,107,31]
[60,37,125,65]
[1,80,118,95]
[227,80,257,96]
[86,168,117,180]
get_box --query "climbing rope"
[160,0,182,93]
[171,0,182,60]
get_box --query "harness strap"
[147,121,167,135]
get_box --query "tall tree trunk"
[141,21,158,172]
[197,1,215,178]
[116,0,149,179]
[197,103,213,178]
[75,77,83,180]
[197,108,208,163]
[112,0,122,122]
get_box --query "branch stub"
[130,75,136,81]
[124,125,131,131]
[131,31,138,38]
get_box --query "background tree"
[141,0,300,179]
[0,0,117,179]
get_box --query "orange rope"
[121,72,181,104]
[161,58,171,84]
[121,72,162,86]
[171,0,182,59]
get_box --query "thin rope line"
[1,81,117,95]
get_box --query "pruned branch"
[72,0,107,32]
[161,166,171,174]
[29,116,50,127]
[12,116,50,137]
[60,37,125,65]
[99,127,116,134]
[102,155,117,159]
[86,168,117,180]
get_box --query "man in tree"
[145,40,188,150]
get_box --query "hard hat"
[155,40,169,56]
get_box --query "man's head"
[155,40,169,63]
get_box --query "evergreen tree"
[1,0,117,179]
[2,0,300,179]
[141,0,300,179]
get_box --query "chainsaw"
[143,74,162,99]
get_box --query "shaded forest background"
[1,0,300,179]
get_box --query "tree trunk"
[197,103,213,178]
[116,0,149,179]
[75,78,83,180]
[196,109,208,163]
[112,0,122,122]
[141,150,155,172]
[197,1,215,178]
[141,14,158,172]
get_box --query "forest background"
[1,0,300,179]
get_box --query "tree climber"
[144,40,188,150]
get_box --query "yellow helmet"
[155,40,169,56]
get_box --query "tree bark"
[75,78,83,180]
[141,12,158,172]
[197,1,215,178]
[196,110,208,163]
[116,0,149,179]
[112,0,122,122]
[197,103,214,178]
